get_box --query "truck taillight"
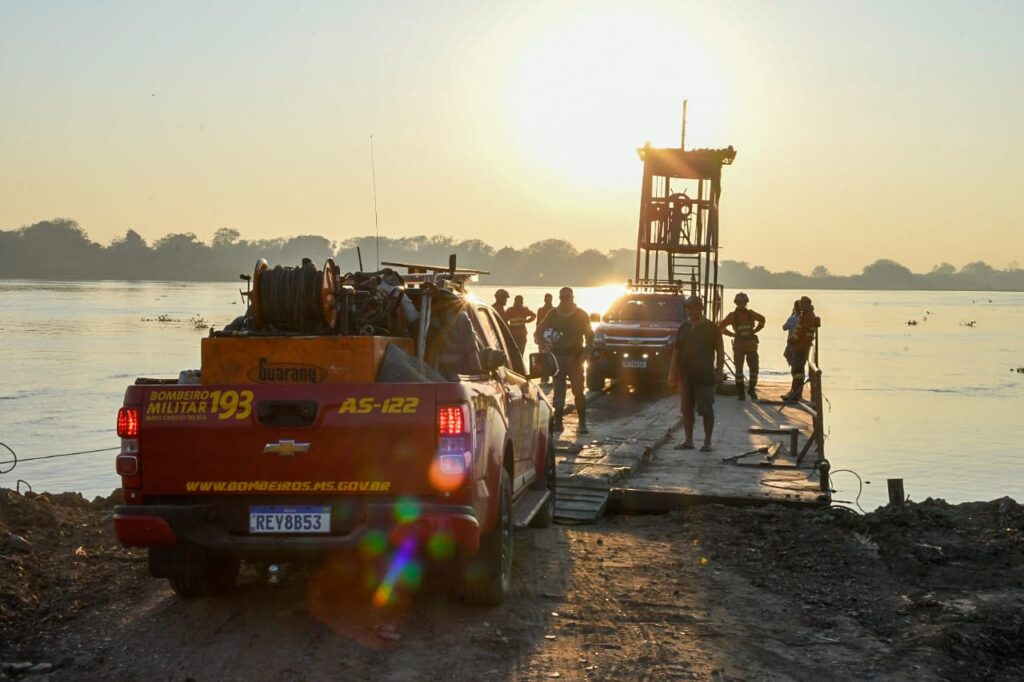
[117,408,142,499]
[433,404,472,489]
[438,405,467,436]
[117,408,139,438]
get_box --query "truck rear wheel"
[155,549,240,598]
[530,435,556,528]
[460,468,513,606]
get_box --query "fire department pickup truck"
[114,258,556,606]
[587,287,687,390]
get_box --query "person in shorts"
[668,295,725,452]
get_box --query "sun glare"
[505,6,726,189]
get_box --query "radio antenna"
[370,135,381,268]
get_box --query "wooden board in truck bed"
[200,336,414,385]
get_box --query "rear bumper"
[114,501,480,555]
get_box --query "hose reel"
[246,257,413,337]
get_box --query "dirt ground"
[2,486,1023,682]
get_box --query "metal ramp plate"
[554,487,609,525]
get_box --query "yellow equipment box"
[200,336,414,385]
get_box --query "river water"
[1,280,1021,510]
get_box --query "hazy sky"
[2,0,1022,274]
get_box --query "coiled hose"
[255,260,323,333]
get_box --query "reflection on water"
[1,280,1022,509]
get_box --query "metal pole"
[681,99,688,150]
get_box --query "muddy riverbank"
[2,488,1022,681]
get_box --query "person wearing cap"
[719,292,766,401]
[668,295,725,452]
[535,287,593,434]
[504,294,536,355]
[493,289,510,320]
[783,296,820,402]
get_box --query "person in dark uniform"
[535,287,593,434]
[719,292,766,401]
[536,293,555,326]
[668,295,725,452]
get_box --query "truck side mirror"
[589,312,601,323]
[481,348,507,372]
[528,352,559,379]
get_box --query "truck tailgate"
[133,384,438,497]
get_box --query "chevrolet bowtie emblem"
[263,440,310,456]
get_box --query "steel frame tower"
[633,111,736,322]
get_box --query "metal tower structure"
[633,104,736,322]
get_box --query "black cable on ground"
[0,442,17,475]
[0,443,119,473]
[828,468,866,514]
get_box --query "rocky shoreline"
[2,488,1022,680]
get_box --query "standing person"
[668,295,725,452]
[536,287,593,434]
[536,293,555,326]
[535,293,556,383]
[783,296,820,402]
[782,299,800,368]
[493,289,509,320]
[504,294,536,355]
[719,292,766,401]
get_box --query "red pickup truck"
[113,260,556,606]
[587,289,686,390]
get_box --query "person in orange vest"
[719,292,766,401]
[504,294,536,355]
[783,296,820,402]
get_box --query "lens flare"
[427,531,456,560]
[394,498,421,524]
[360,530,388,558]
[372,537,418,607]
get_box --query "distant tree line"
[720,259,1024,292]
[2,219,1023,291]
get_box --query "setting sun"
[504,5,726,188]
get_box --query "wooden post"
[887,479,905,505]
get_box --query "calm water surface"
[1,280,1021,510]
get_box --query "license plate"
[249,505,331,534]
[623,359,647,368]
